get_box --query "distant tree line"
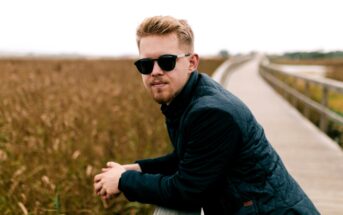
[218,49,230,58]
[283,51,343,59]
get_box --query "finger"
[102,194,109,200]
[94,182,103,193]
[107,161,117,167]
[99,188,107,196]
[102,167,111,172]
[96,187,103,196]
[94,173,103,183]
[105,192,115,199]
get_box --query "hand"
[94,162,126,199]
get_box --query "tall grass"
[0,57,225,214]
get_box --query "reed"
[0,57,225,214]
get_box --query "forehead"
[139,33,182,58]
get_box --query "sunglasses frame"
[134,53,191,74]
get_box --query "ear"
[188,53,200,71]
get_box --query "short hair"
[136,16,194,52]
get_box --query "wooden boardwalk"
[215,56,343,214]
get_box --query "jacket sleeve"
[135,151,179,175]
[119,108,241,210]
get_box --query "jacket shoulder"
[190,73,248,115]
[187,73,257,133]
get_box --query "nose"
[150,61,164,76]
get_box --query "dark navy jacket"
[119,71,319,214]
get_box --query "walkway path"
[218,56,343,214]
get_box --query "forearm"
[119,170,201,211]
[136,151,179,175]
[123,163,142,172]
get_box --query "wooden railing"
[259,58,343,134]
[212,55,253,84]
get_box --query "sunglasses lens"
[135,59,154,74]
[134,54,179,74]
[158,55,177,71]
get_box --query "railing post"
[320,86,329,132]
[291,77,298,107]
[304,82,310,118]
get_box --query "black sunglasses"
[134,53,191,74]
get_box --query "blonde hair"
[136,16,194,52]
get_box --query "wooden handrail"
[259,58,343,133]
[262,60,343,94]
[212,55,252,84]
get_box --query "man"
[94,16,319,214]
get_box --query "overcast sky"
[0,0,342,57]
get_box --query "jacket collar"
[161,71,199,120]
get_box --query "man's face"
[138,33,197,104]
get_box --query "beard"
[150,88,173,104]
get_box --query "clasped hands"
[94,162,141,200]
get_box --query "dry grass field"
[0,57,225,214]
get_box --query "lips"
[150,80,168,87]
